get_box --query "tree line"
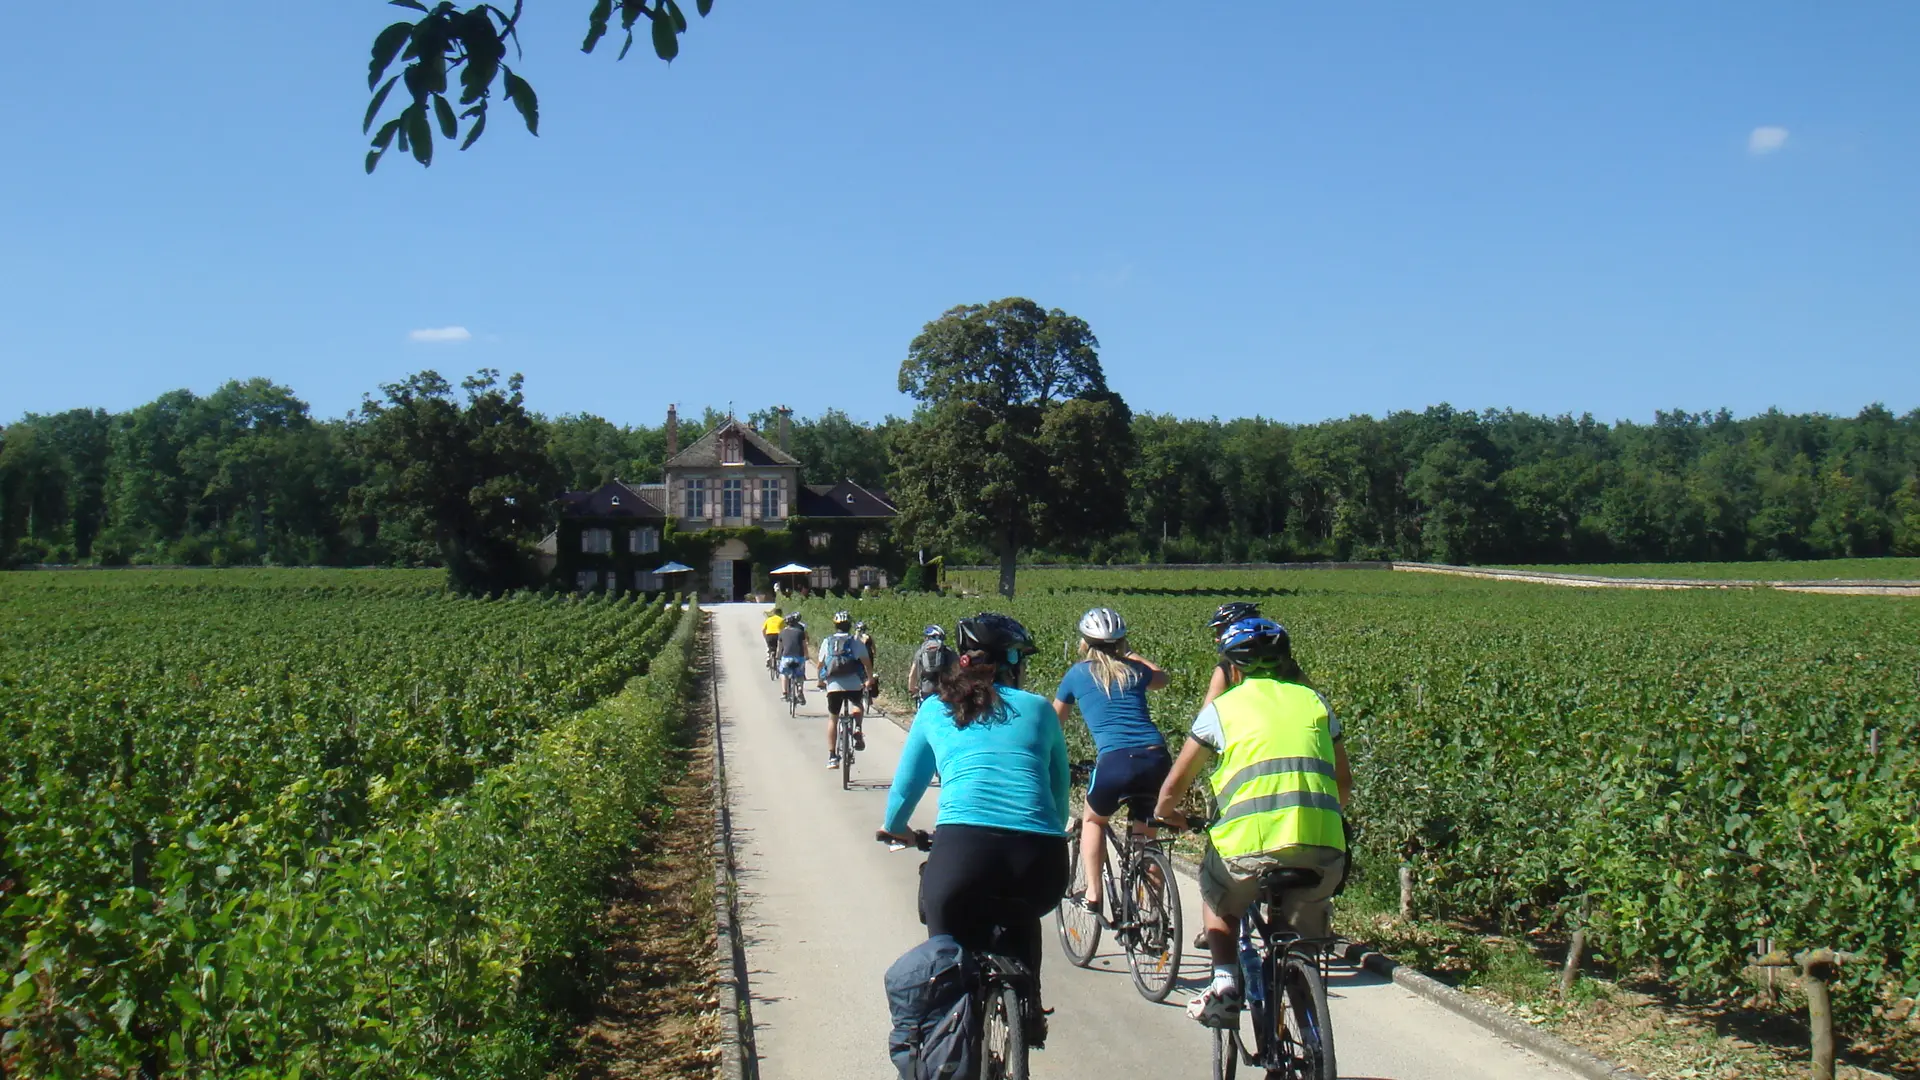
[5,308,1918,586]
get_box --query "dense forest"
[3,374,1917,570]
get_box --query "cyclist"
[882,613,1068,1044]
[818,611,870,767]
[1154,617,1352,1029]
[1200,601,1262,707]
[853,620,880,708]
[762,605,786,664]
[1051,607,1170,923]
[777,614,810,700]
[907,625,953,707]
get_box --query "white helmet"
[1077,607,1127,643]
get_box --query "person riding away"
[882,614,1068,1045]
[1154,617,1353,1029]
[908,625,953,707]
[853,620,880,705]
[1051,607,1171,924]
[1200,601,1262,707]
[776,614,810,697]
[762,605,786,661]
[818,611,871,767]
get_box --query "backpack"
[824,633,866,680]
[916,642,955,692]
[884,934,978,1080]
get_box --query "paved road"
[712,604,1578,1079]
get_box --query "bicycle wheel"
[839,725,853,790]
[1124,847,1183,1002]
[1277,954,1337,1080]
[1055,830,1101,967]
[982,984,1028,1080]
[1212,1026,1238,1080]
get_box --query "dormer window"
[611,495,621,507]
[722,432,743,464]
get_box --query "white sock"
[1211,966,1238,992]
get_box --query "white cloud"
[408,326,472,343]
[1747,126,1789,155]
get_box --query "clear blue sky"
[3,3,1915,428]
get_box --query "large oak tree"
[891,298,1134,597]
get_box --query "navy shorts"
[1086,746,1173,819]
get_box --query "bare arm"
[1051,697,1072,728]
[1154,736,1213,826]
[1128,652,1171,690]
[1335,743,1354,806]
[1201,665,1229,707]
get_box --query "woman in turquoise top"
[883,613,1070,1012]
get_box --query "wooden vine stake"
[1753,947,1867,1080]
[1398,864,1415,921]
[1558,896,1589,997]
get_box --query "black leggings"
[920,825,1069,984]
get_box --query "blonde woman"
[1051,607,1170,922]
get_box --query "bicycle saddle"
[1256,867,1323,893]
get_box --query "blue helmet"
[923,624,945,639]
[1217,618,1291,673]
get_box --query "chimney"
[778,406,791,453]
[666,404,678,457]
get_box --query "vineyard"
[0,571,700,1077]
[803,569,1920,1056]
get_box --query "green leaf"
[697,0,713,15]
[363,75,399,134]
[582,0,614,52]
[651,10,678,61]
[406,103,434,166]
[368,21,415,90]
[618,31,634,61]
[433,94,457,139]
[502,67,539,135]
[666,0,688,33]
[459,107,489,151]
[390,0,430,9]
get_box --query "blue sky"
[3,3,1915,428]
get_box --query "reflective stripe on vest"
[1206,679,1345,859]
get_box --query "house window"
[581,528,612,554]
[856,566,882,588]
[684,479,707,519]
[810,568,836,590]
[722,435,743,464]
[809,532,831,550]
[760,479,781,519]
[628,528,660,554]
[722,477,744,519]
[857,531,880,555]
[635,570,663,592]
[575,570,599,592]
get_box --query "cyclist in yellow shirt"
[762,606,786,664]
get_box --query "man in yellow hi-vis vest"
[1155,617,1353,1028]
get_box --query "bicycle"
[1054,762,1184,1002]
[877,829,1040,1080]
[1209,865,1339,1080]
[766,642,779,682]
[780,661,806,716]
[835,710,857,789]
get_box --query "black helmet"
[1208,601,1262,637]
[956,613,1036,665]
[1218,618,1291,674]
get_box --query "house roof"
[798,480,897,519]
[556,479,668,519]
[662,418,801,469]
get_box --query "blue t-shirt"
[1054,659,1167,755]
[884,686,1071,837]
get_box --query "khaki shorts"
[1199,844,1347,936]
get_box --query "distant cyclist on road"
[1200,601,1262,707]
[818,612,870,768]
[882,613,1068,1044]
[908,625,954,707]
[762,605,786,662]
[777,614,810,700]
[1155,617,1352,1029]
[1052,607,1170,924]
[853,620,880,708]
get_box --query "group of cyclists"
[759,595,1352,1050]
[763,606,878,767]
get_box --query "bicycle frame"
[1223,899,1338,1073]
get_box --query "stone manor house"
[538,407,900,601]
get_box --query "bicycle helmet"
[833,610,852,629]
[1077,606,1127,643]
[1217,617,1291,674]
[956,613,1037,666]
[1208,601,1262,637]
[855,621,869,633]
[783,613,801,627]
[923,624,945,640]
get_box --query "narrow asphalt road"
[712,604,1580,1079]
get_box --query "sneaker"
[853,729,866,752]
[1194,930,1210,952]
[1186,982,1243,1028]
[1071,895,1110,928]
[825,755,840,769]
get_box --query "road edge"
[871,708,1647,1080]
[709,611,761,1080]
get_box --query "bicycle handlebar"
[876,829,933,852]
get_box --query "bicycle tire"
[1124,846,1183,1002]
[839,724,853,790]
[1278,954,1337,1080]
[1055,830,1101,967]
[983,983,1028,1080]
[1212,1026,1238,1080]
